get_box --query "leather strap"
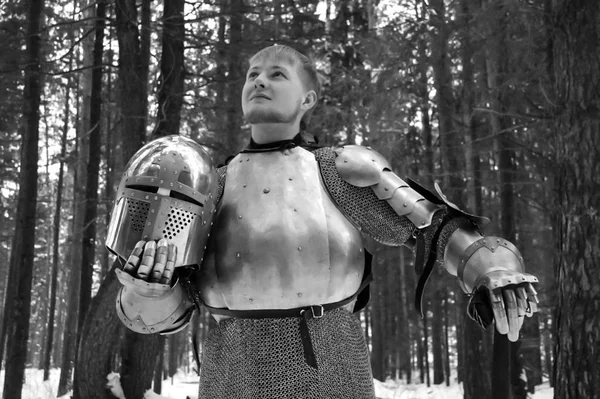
[414,212,453,317]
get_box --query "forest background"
[0,0,598,398]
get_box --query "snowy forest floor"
[1,368,554,399]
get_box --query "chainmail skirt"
[198,308,375,398]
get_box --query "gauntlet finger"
[489,290,509,335]
[150,238,169,283]
[124,241,146,274]
[525,283,539,316]
[159,244,177,285]
[515,286,528,317]
[503,289,520,342]
[137,241,156,281]
[515,286,527,330]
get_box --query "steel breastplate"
[198,147,365,310]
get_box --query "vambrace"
[115,268,194,335]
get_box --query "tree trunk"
[58,0,94,391]
[457,0,493,396]
[152,0,185,139]
[225,0,245,154]
[74,262,123,399]
[43,57,72,381]
[139,0,151,131]
[443,297,450,386]
[1,1,44,398]
[79,0,106,337]
[73,2,106,394]
[429,0,459,195]
[77,2,159,397]
[431,290,444,384]
[398,249,411,383]
[369,246,385,381]
[484,1,526,397]
[422,306,430,387]
[552,1,600,397]
[116,0,147,159]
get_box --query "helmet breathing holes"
[126,199,151,232]
[163,207,196,240]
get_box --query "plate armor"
[198,147,365,315]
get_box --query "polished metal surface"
[115,269,194,334]
[334,145,391,187]
[334,145,443,229]
[373,171,444,228]
[106,135,218,267]
[444,229,536,293]
[199,147,365,313]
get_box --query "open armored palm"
[468,269,539,342]
[123,239,178,285]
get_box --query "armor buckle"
[300,305,324,319]
[310,305,324,319]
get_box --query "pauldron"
[312,146,415,246]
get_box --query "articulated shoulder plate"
[334,145,391,187]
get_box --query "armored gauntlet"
[443,228,539,331]
[115,268,194,334]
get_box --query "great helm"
[106,135,218,268]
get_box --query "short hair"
[249,45,320,131]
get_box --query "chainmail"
[215,165,227,207]
[198,308,375,399]
[312,147,415,246]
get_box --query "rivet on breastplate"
[359,248,363,252]
[297,292,303,297]
[403,203,407,207]
[263,188,270,194]
[238,215,243,219]
[249,298,253,303]
[294,208,298,212]
[298,246,302,251]
[289,177,293,181]
[239,159,243,163]
[243,184,247,188]
[246,158,250,162]
[236,252,241,258]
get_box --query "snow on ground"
[374,377,554,399]
[0,368,554,399]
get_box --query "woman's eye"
[247,72,258,79]
[273,71,285,78]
